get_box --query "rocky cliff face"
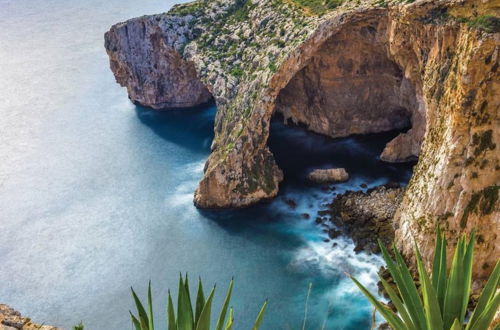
[105,0,499,278]
[104,13,212,109]
[387,1,500,279]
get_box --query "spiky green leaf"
[443,237,466,329]
[467,293,500,330]
[216,279,233,330]
[224,308,234,330]
[379,277,416,329]
[177,274,194,330]
[252,300,267,330]
[130,311,142,330]
[432,228,448,312]
[195,278,206,327]
[195,287,215,330]
[148,281,154,330]
[167,290,176,330]
[460,231,475,323]
[415,244,444,330]
[350,276,406,330]
[131,287,150,329]
[466,260,500,330]
[380,241,426,330]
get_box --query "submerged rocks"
[322,184,405,253]
[0,305,59,330]
[307,168,349,184]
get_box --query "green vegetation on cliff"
[289,0,345,15]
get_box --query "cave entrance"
[274,17,418,143]
[268,16,419,189]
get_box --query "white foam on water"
[165,160,205,208]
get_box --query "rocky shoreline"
[0,305,58,330]
[317,183,405,254]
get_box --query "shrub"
[350,229,500,330]
[130,275,267,330]
[72,322,84,330]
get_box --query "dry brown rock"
[307,168,349,183]
[0,304,59,330]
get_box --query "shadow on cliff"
[134,102,216,154]
[267,115,416,190]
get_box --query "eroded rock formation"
[0,304,59,330]
[275,16,415,140]
[104,14,212,109]
[105,0,499,278]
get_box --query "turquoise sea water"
[0,0,413,328]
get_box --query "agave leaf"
[195,278,206,327]
[195,286,215,330]
[443,237,466,329]
[167,290,176,330]
[185,274,195,326]
[415,244,444,330]
[224,308,234,330]
[148,281,154,330]
[177,275,194,330]
[379,241,426,330]
[467,260,500,329]
[215,279,234,330]
[450,318,463,330]
[130,311,142,330]
[379,277,416,330]
[432,228,447,311]
[252,300,267,330]
[467,293,500,330]
[460,231,475,323]
[350,276,406,330]
[391,243,427,330]
[131,287,150,329]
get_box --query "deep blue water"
[0,0,413,329]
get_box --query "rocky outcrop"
[105,0,499,278]
[307,168,349,183]
[324,184,405,253]
[0,304,59,330]
[104,13,212,109]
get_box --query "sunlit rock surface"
[0,305,59,330]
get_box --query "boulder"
[307,168,349,183]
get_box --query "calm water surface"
[0,0,413,328]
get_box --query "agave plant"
[130,274,267,330]
[350,229,500,330]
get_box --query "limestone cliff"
[105,0,499,278]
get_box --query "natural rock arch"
[105,0,499,279]
[270,11,422,162]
